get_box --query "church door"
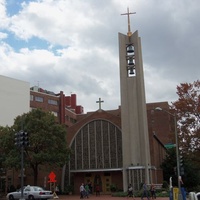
[102,173,111,194]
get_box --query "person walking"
[85,183,90,198]
[150,183,156,199]
[141,182,149,200]
[88,182,92,194]
[127,183,134,198]
[95,185,100,196]
[80,183,85,199]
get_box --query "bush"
[162,181,169,189]
[112,188,170,197]
[188,185,200,193]
[62,185,74,194]
[110,184,117,192]
[112,191,127,197]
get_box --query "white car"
[189,192,200,200]
[6,185,53,200]
[196,192,200,200]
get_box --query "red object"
[48,171,57,183]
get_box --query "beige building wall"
[0,75,30,126]
[118,31,151,191]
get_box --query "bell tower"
[119,8,151,191]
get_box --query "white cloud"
[0,31,7,39]
[0,0,8,28]
[0,0,199,113]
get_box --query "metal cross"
[121,7,136,36]
[96,98,104,110]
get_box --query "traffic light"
[14,130,29,147]
[21,131,29,146]
[15,132,20,146]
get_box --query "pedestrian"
[80,183,85,199]
[88,182,92,194]
[95,185,100,196]
[141,182,149,200]
[150,183,156,199]
[85,183,90,198]
[127,183,134,198]
[55,185,59,195]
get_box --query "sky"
[0,0,200,113]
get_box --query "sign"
[48,171,57,183]
[173,187,179,200]
[165,144,176,149]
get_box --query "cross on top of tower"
[121,7,136,37]
[96,97,104,110]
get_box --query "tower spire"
[121,7,136,36]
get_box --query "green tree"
[161,148,200,191]
[0,126,19,169]
[3,109,70,185]
[160,148,177,185]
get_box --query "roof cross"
[96,98,104,110]
[121,7,136,36]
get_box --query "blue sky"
[0,0,200,112]
[4,0,55,52]
[6,0,25,16]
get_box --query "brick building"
[30,86,84,126]
[63,101,173,194]
[4,84,173,194]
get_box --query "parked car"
[6,185,53,200]
[196,192,200,200]
[189,192,200,200]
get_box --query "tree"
[164,79,200,190]
[160,148,177,185]
[3,109,70,185]
[161,148,200,191]
[0,126,19,169]
[171,80,200,166]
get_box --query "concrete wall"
[0,75,29,126]
[118,31,151,190]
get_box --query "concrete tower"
[119,8,151,191]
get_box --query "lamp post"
[155,107,182,200]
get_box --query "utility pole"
[155,107,182,200]
[15,130,29,200]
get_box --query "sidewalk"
[0,194,170,200]
[57,195,170,200]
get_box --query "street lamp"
[155,107,182,200]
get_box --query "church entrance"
[101,172,111,194]
[84,172,111,194]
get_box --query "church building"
[2,9,174,195]
[61,8,172,194]
[63,101,171,194]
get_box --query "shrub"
[110,184,117,192]
[162,181,169,189]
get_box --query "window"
[48,99,58,105]
[30,95,34,101]
[35,96,43,102]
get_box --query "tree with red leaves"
[171,80,200,166]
